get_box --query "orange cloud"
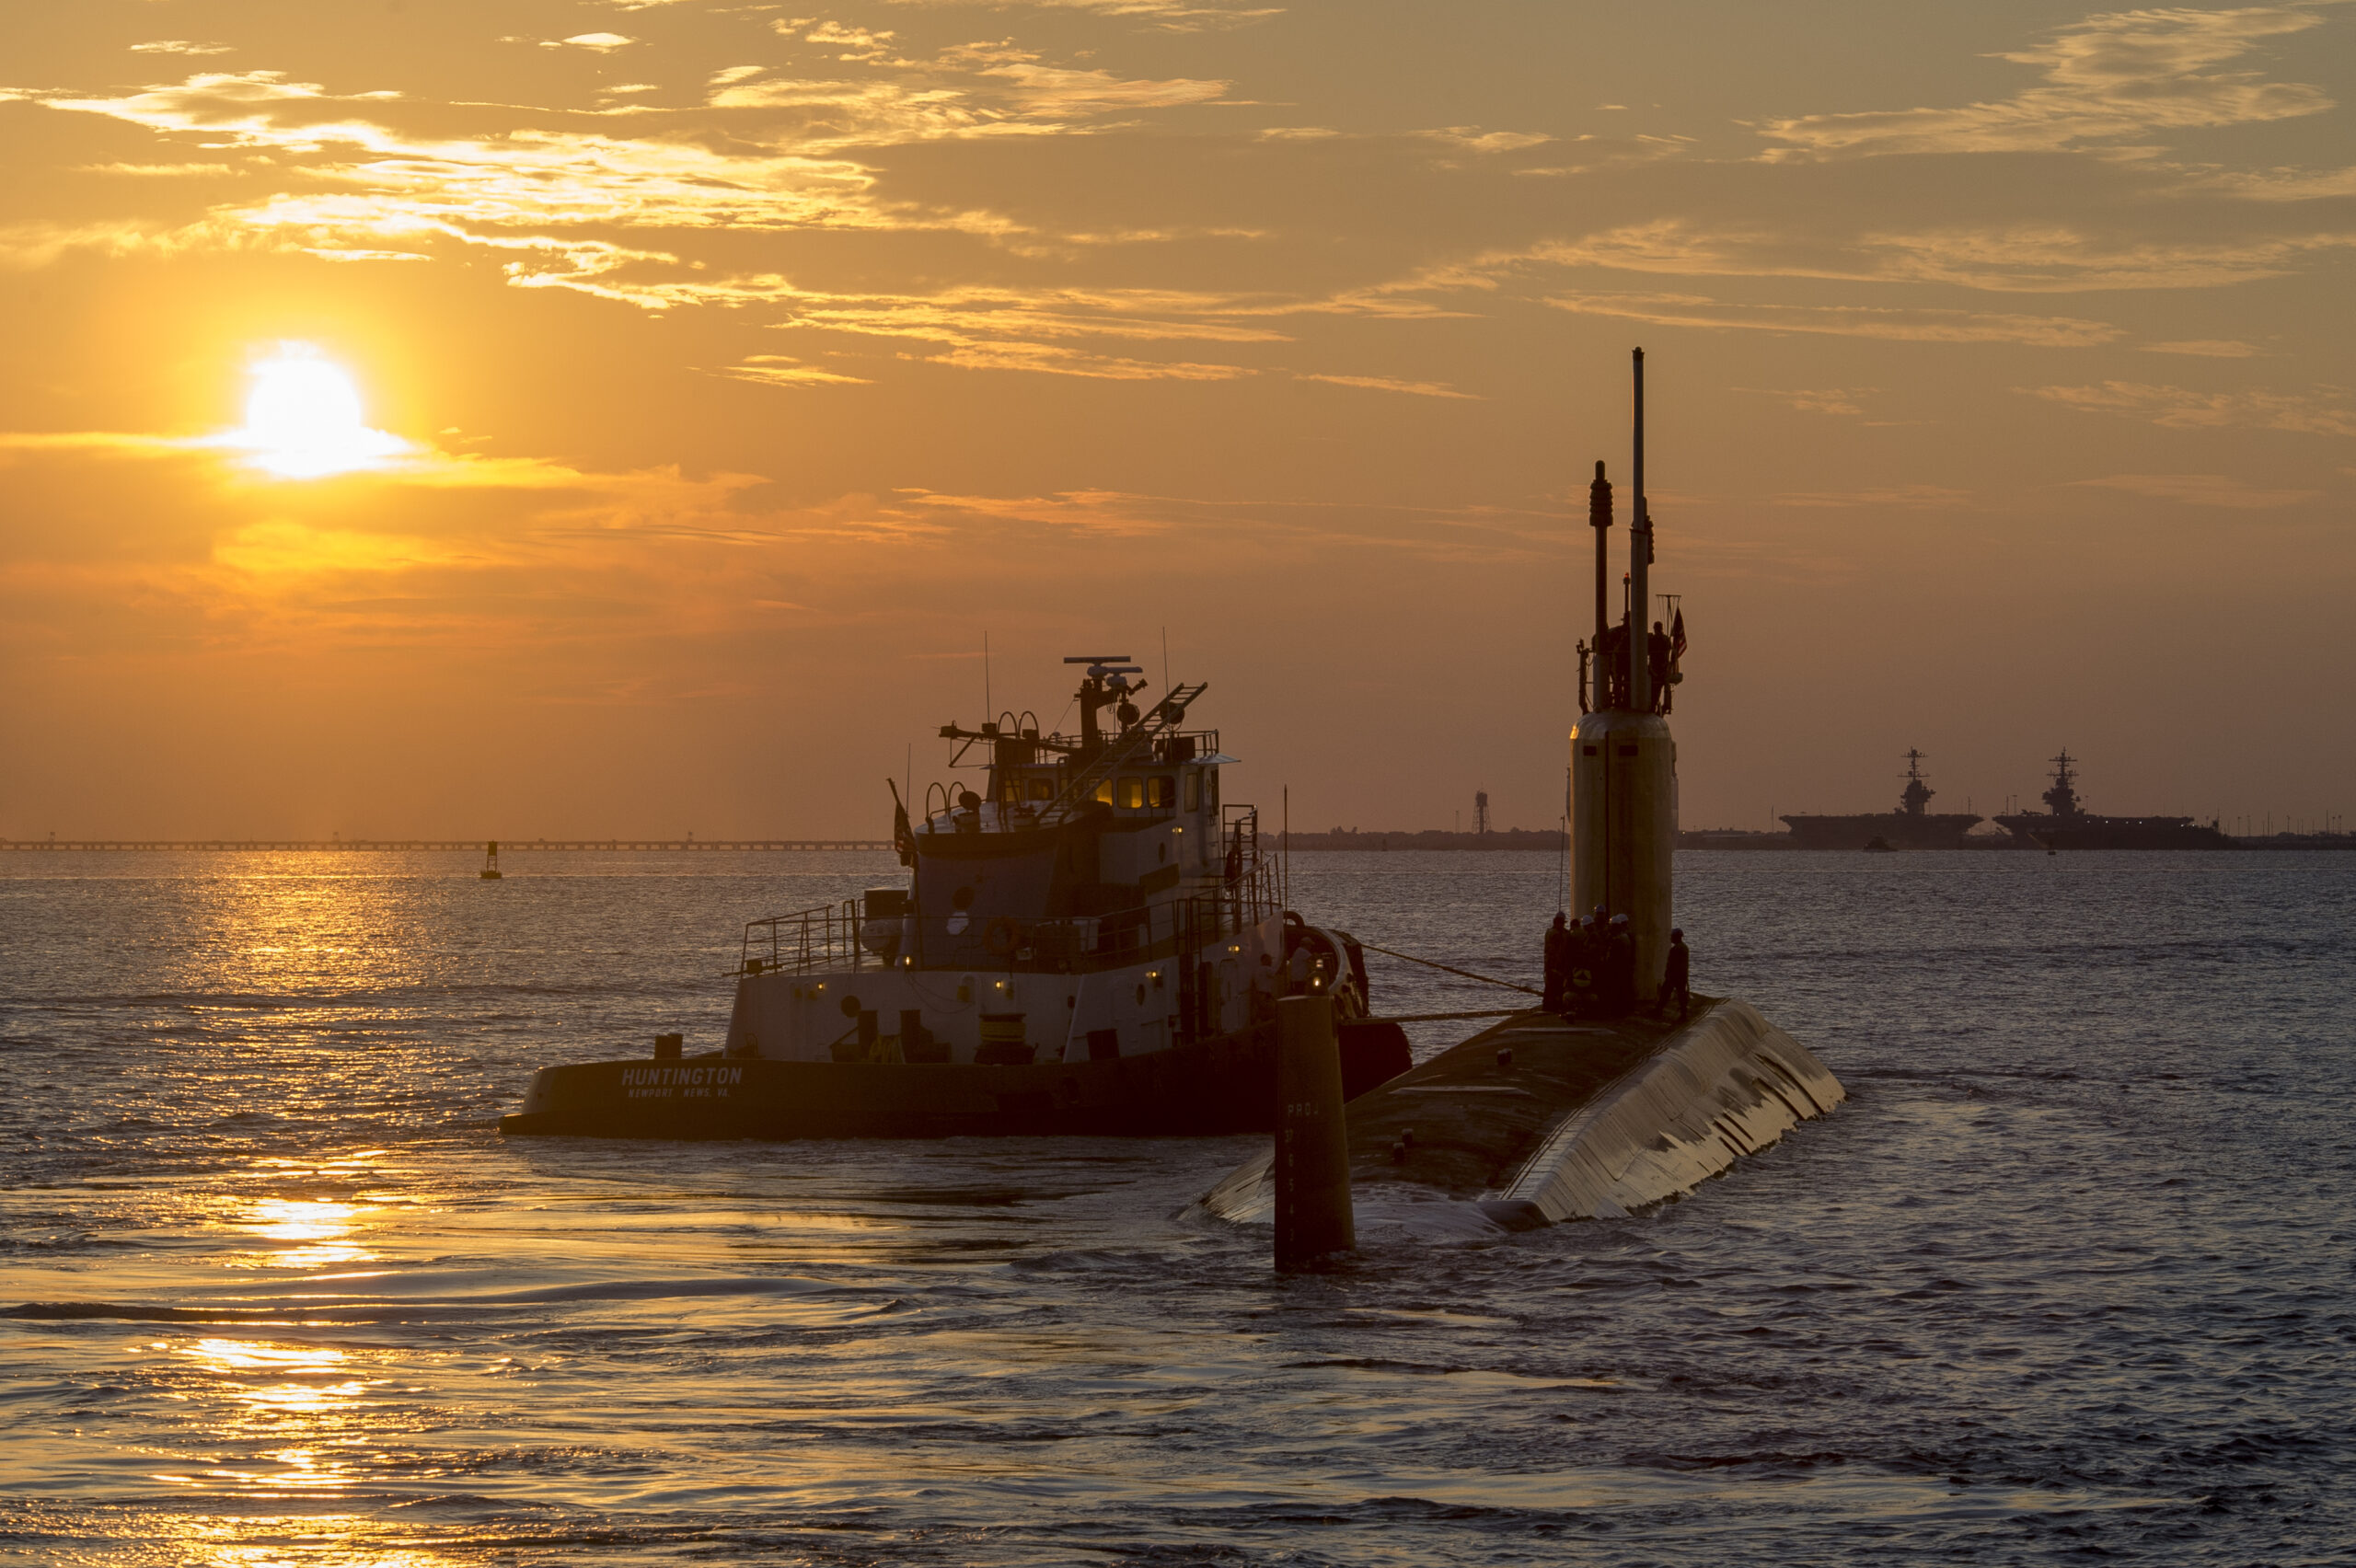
[1547,291,2119,346]
[1760,6,2331,160]
[2021,381,2356,436]
[2071,473,2321,508]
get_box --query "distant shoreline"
[0,838,891,853]
[6,832,2349,853]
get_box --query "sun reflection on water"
[223,1152,402,1268]
[151,1337,387,1502]
[238,1195,375,1268]
[152,1517,456,1568]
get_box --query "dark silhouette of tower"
[1473,790,1491,836]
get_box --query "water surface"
[3,848,2350,1564]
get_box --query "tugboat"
[1782,750,1982,850]
[1993,751,2233,850]
[502,659,1409,1138]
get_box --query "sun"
[227,343,409,478]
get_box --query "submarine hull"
[1194,998,1843,1230]
[499,1020,1411,1140]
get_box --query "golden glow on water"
[249,1198,360,1240]
[229,1153,395,1267]
[145,1517,456,1568]
[155,1338,384,1499]
[240,1197,373,1268]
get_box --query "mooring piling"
[1275,992,1356,1270]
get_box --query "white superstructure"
[722,662,1365,1066]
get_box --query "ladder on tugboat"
[1042,681,1209,823]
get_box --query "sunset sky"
[3,1,2350,839]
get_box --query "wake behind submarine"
[1196,350,1846,1246]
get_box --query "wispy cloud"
[2022,380,2356,437]
[716,354,874,387]
[2143,339,2262,358]
[785,20,900,61]
[1770,485,1973,509]
[19,47,1237,293]
[883,0,1282,32]
[1845,226,2356,293]
[0,424,739,494]
[2198,163,2356,201]
[1546,290,2120,346]
[75,162,236,178]
[1745,387,1876,417]
[1293,373,1477,399]
[1760,6,2331,160]
[544,33,639,52]
[1504,216,2354,296]
[131,40,234,57]
[1415,126,1552,155]
[753,284,1293,379]
[2072,472,2320,508]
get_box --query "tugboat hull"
[500,1020,1410,1140]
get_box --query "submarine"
[1196,350,1846,1239]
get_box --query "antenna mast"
[1629,348,1651,714]
[1588,460,1612,659]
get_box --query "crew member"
[1560,917,1593,1017]
[1594,625,1629,708]
[1542,913,1572,1013]
[1659,928,1692,1023]
[1601,913,1636,1016]
[1647,620,1674,710]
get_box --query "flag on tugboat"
[888,780,918,867]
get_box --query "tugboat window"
[1095,778,1114,805]
[1119,777,1145,810]
[1205,770,1218,812]
[1149,776,1177,810]
[1027,776,1053,801]
[1183,771,1201,812]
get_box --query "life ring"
[984,917,1021,956]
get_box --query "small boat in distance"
[479,841,502,879]
[502,658,1408,1139]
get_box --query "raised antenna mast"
[1629,347,1651,713]
[1588,460,1612,655]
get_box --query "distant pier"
[0,838,892,853]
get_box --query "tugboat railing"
[737,858,1279,979]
